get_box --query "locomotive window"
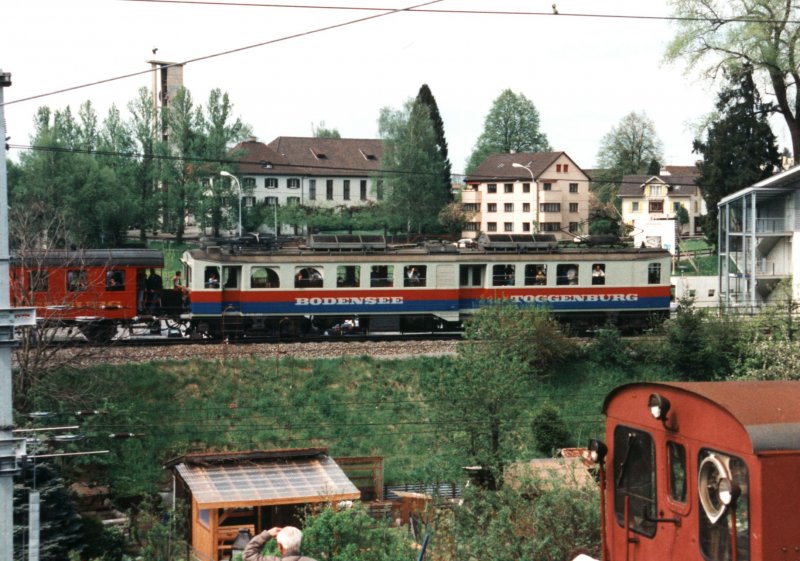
[459,265,484,287]
[250,267,280,289]
[204,267,221,289]
[295,267,323,288]
[613,425,656,537]
[404,265,426,287]
[591,264,606,285]
[67,270,88,292]
[648,263,662,284]
[492,264,515,286]
[698,449,749,561]
[370,265,394,288]
[223,266,241,289]
[106,270,125,291]
[337,266,360,288]
[556,264,579,286]
[29,271,49,292]
[668,441,687,503]
[524,264,547,286]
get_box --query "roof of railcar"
[604,381,800,453]
[11,249,164,267]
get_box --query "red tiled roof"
[465,152,584,182]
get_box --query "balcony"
[756,217,786,233]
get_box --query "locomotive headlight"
[717,477,740,507]
[648,393,671,421]
[699,453,732,524]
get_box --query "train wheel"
[79,321,117,344]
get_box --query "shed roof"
[604,381,800,453]
[172,452,360,508]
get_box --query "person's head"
[276,526,302,556]
[175,270,181,277]
[149,268,155,275]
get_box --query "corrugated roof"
[175,455,361,508]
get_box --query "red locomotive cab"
[588,382,800,561]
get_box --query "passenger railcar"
[10,249,177,342]
[180,239,671,338]
[586,381,800,561]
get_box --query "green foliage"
[692,66,780,247]
[437,202,471,238]
[135,498,188,561]
[416,84,453,200]
[312,121,342,138]
[78,517,126,561]
[531,402,571,456]
[585,326,632,368]
[302,505,414,561]
[596,111,663,180]
[465,89,550,174]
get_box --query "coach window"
[556,264,579,285]
[67,270,88,292]
[698,449,749,561]
[492,264,515,286]
[29,271,49,292]
[591,263,606,285]
[667,441,687,504]
[106,270,125,291]
[370,265,394,288]
[204,267,221,289]
[459,264,484,287]
[525,264,547,286]
[337,265,360,288]
[648,262,662,284]
[613,425,656,537]
[404,265,426,287]
[295,267,323,288]
[250,267,280,289]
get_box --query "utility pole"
[0,70,36,561]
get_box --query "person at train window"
[146,268,163,314]
[567,267,578,285]
[136,270,147,313]
[206,273,220,289]
[172,270,189,308]
[535,268,546,285]
[407,266,420,286]
[592,264,605,285]
[106,270,124,291]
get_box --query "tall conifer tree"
[416,84,453,200]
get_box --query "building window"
[522,222,530,232]
[523,183,531,193]
[487,222,497,232]
[265,196,278,206]
[648,263,661,284]
[650,185,663,196]
[243,177,256,188]
[265,177,278,189]
[463,203,479,212]
[632,201,639,212]
[523,203,530,213]
[541,222,561,232]
[504,203,514,212]
[309,179,316,200]
[326,179,334,200]
[487,183,497,193]
[543,182,552,191]
[569,183,578,193]
[569,203,578,213]
[540,203,561,213]
[343,180,350,200]
[563,164,569,172]
[287,196,300,205]
[649,201,664,213]
[243,196,255,208]
[504,222,513,232]
[569,222,579,232]
[464,222,478,232]
[360,179,367,201]
[504,183,513,193]
[673,201,682,211]
[487,203,497,213]
[287,178,300,189]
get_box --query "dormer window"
[310,148,327,160]
[359,149,377,161]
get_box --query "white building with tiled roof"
[461,152,591,240]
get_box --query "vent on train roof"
[308,234,387,251]
[477,233,558,251]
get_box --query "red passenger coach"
[589,382,800,561]
[10,249,166,342]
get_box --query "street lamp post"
[220,171,242,238]
[512,162,538,233]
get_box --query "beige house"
[462,152,590,240]
[618,166,705,236]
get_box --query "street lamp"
[512,162,538,233]
[220,170,242,238]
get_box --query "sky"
[2,0,782,174]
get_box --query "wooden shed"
[165,448,361,561]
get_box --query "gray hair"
[277,526,303,555]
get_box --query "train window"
[404,265,426,287]
[223,266,241,289]
[591,264,606,285]
[67,270,88,292]
[29,271,49,292]
[204,267,221,289]
[250,267,280,289]
[459,265,484,287]
[524,264,547,286]
[337,266,360,288]
[667,441,687,503]
[295,267,323,288]
[648,263,662,284]
[106,270,125,291]
[556,264,579,286]
[613,425,656,537]
[370,265,394,288]
[698,449,750,561]
[492,264,515,286]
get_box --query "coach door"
[221,266,242,316]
